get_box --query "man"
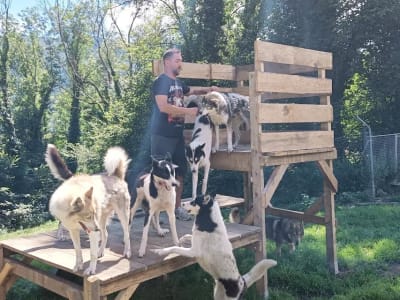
[150,48,216,220]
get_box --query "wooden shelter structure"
[0,40,338,300]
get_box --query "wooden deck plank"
[0,214,260,294]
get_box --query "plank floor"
[0,211,260,286]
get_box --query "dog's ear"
[199,143,206,150]
[151,156,160,168]
[71,197,84,213]
[85,186,93,200]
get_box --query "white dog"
[185,110,213,199]
[129,154,180,257]
[152,194,277,300]
[185,92,249,152]
[46,144,132,275]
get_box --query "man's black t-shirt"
[150,73,190,137]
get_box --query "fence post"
[357,116,375,198]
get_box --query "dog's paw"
[157,228,170,237]
[83,266,96,275]
[178,234,192,246]
[123,248,132,258]
[211,147,217,153]
[151,248,168,256]
[73,262,83,272]
[138,247,146,258]
[227,146,233,153]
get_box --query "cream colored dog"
[46,144,132,275]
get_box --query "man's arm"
[155,95,198,117]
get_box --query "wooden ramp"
[0,212,260,300]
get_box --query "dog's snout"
[192,169,197,173]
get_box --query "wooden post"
[0,247,7,300]
[323,161,339,274]
[249,71,268,298]
[84,276,105,300]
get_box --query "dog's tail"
[104,147,131,180]
[242,259,277,288]
[45,144,73,181]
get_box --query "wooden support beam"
[84,276,104,300]
[3,257,83,299]
[304,196,324,215]
[317,160,338,192]
[322,160,339,274]
[114,284,139,300]
[249,70,269,298]
[0,262,14,286]
[263,164,289,207]
[266,206,325,225]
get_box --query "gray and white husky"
[186,92,250,152]
[185,110,213,199]
[152,195,277,300]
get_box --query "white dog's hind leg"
[212,126,220,153]
[226,122,233,152]
[69,228,83,272]
[115,204,132,258]
[84,230,101,275]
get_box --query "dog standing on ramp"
[152,195,277,300]
[185,110,213,199]
[46,144,132,275]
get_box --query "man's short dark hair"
[163,48,181,62]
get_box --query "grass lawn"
[2,204,400,299]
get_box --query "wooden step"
[182,194,244,208]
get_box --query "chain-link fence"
[362,130,400,198]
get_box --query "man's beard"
[173,67,181,76]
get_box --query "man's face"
[166,52,182,76]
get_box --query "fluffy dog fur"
[185,111,213,199]
[46,144,132,275]
[129,155,179,257]
[185,92,250,152]
[229,207,304,256]
[152,195,277,300]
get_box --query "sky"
[9,1,40,15]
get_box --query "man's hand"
[187,107,199,116]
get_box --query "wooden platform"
[0,212,260,300]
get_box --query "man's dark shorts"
[151,134,187,177]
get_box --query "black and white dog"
[129,154,179,257]
[186,92,249,152]
[185,110,213,199]
[152,195,277,300]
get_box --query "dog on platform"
[185,110,213,199]
[152,194,277,300]
[229,207,304,256]
[185,92,250,152]
[46,144,132,275]
[129,154,180,257]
